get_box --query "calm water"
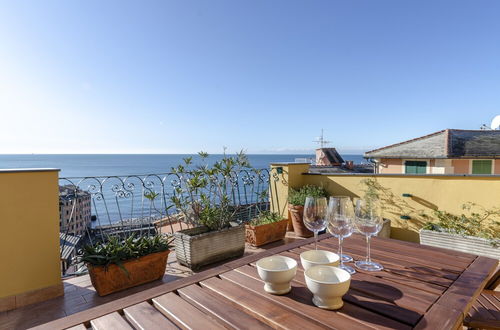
[0,154,365,177]
[0,154,365,225]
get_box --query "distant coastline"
[0,154,366,178]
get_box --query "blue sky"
[0,1,499,154]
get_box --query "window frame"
[403,159,428,174]
[470,159,494,175]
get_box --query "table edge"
[414,255,498,330]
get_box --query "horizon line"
[0,152,367,156]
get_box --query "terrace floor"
[0,233,304,330]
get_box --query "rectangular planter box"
[420,229,499,259]
[378,218,391,239]
[174,225,245,270]
[87,250,170,296]
[245,218,288,247]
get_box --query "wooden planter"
[87,250,170,296]
[420,229,500,259]
[378,218,391,238]
[288,205,313,238]
[174,225,245,270]
[245,218,288,247]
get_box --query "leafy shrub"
[170,151,254,231]
[249,211,284,226]
[423,203,500,247]
[81,234,172,269]
[288,185,328,206]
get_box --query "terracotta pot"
[174,225,245,271]
[245,218,288,247]
[288,205,313,238]
[87,250,170,296]
[286,209,294,231]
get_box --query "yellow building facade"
[271,163,500,243]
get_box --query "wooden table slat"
[483,290,500,310]
[201,276,332,330]
[28,233,498,330]
[313,241,459,283]
[31,264,230,330]
[123,301,178,330]
[314,240,461,279]
[223,267,412,330]
[416,255,498,329]
[340,233,475,268]
[280,250,446,296]
[152,292,228,329]
[414,304,464,330]
[65,325,87,330]
[354,234,476,260]
[90,312,134,330]
[235,263,422,326]
[335,237,466,273]
[280,248,441,309]
[177,284,272,330]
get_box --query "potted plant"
[288,185,328,237]
[245,211,288,247]
[81,234,172,296]
[420,203,500,258]
[171,151,252,270]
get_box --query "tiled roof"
[448,130,500,157]
[365,129,500,159]
[318,148,344,164]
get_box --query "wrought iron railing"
[58,167,285,275]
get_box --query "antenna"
[313,129,330,148]
[491,115,500,130]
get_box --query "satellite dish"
[491,115,500,130]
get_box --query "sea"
[0,154,366,178]
[0,154,366,226]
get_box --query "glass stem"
[339,236,343,267]
[314,231,318,250]
[366,235,371,263]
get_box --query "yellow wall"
[269,163,310,217]
[273,163,500,243]
[0,169,61,301]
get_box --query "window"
[405,161,427,174]
[472,160,492,174]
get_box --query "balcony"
[0,164,498,329]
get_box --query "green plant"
[249,211,284,226]
[170,151,253,231]
[423,203,500,247]
[81,234,173,272]
[288,185,328,206]
[360,178,380,202]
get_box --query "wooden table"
[33,233,498,330]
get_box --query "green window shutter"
[405,161,427,174]
[472,160,492,174]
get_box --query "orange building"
[364,129,500,175]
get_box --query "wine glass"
[303,196,327,250]
[354,199,384,271]
[327,196,356,274]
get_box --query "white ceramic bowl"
[304,265,351,310]
[256,256,298,295]
[300,250,340,271]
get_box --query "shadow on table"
[346,280,424,328]
[289,280,424,328]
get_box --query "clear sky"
[0,1,499,154]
